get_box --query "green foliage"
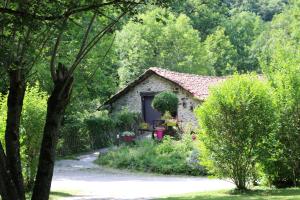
[116,7,213,86]
[224,12,264,73]
[0,71,9,94]
[56,107,141,156]
[152,92,179,116]
[20,85,48,190]
[195,74,278,190]
[85,111,116,149]
[0,94,7,146]
[82,108,141,150]
[96,135,206,176]
[170,0,229,39]
[0,84,47,191]
[57,112,91,156]
[257,1,300,187]
[161,187,300,200]
[113,108,141,132]
[228,0,288,21]
[204,27,238,75]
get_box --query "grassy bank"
[50,191,74,200]
[160,188,300,200]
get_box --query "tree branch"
[26,29,54,76]
[68,10,128,76]
[75,13,97,61]
[0,0,139,21]
[50,19,68,81]
[57,6,132,100]
[88,33,116,80]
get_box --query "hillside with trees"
[0,0,299,199]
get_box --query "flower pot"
[192,134,196,141]
[155,127,165,140]
[123,135,135,142]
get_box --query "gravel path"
[51,149,234,200]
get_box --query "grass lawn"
[49,191,75,200]
[160,188,300,200]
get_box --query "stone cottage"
[101,67,225,129]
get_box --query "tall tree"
[226,0,288,21]
[223,11,264,73]
[257,0,300,187]
[0,1,171,199]
[204,27,238,76]
[170,0,229,39]
[116,7,212,87]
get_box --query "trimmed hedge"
[152,91,178,116]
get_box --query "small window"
[182,98,187,108]
[190,105,194,111]
[173,87,179,93]
[190,102,195,111]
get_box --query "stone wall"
[111,74,201,129]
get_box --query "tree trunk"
[32,64,73,200]
[0,143,20,200]
[3,69,26,200]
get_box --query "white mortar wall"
[111,74,200,129]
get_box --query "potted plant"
[139,122,149,130]
[121,131,135,142]
[162,111,177,127]
[152,91,179,117]
[154,127,165,140]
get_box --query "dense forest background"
[0,0,298,155]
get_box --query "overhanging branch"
[50,18,68,81]
[0,0,141,21]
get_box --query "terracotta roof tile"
[101,67,226,107]
[150,67,225,100]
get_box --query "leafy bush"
[0,85,48,191]
[113,108,141,132]
[85,111,116,149]
[20,86,48,190]
[57,112,91,156]
[152,91,179,116]
[82,108,141,150]
[262,65,300,187]
[56,107,141,155]
[96,134,206,176]
[195,74,278,190]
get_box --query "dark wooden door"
[142,96,161,127]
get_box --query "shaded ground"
[51,149,234,200]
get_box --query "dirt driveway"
[51,150,234,200]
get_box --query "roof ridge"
[149,67,220,79]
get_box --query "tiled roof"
[101,67,225,107]
[150,67,225,100]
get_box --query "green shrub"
[0,84,48,191]
[57,112,91,156]
[113,108,141,132]
[85,111,116,149]
[57,108,141,155]
[85,108,141,149]
[195,74,278,190]
[96,134,206,176]
[262,66,300,188]
[152,92,179,116]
